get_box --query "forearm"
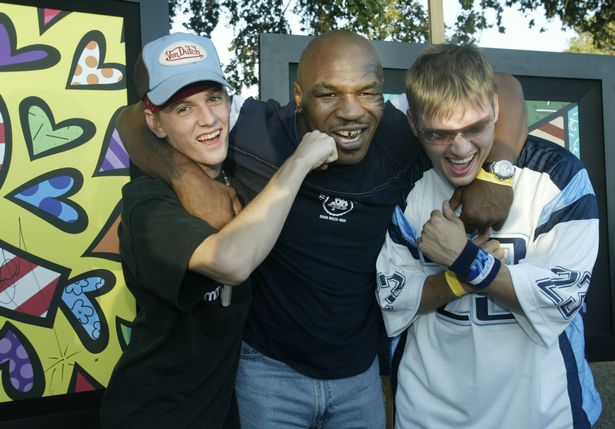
[418,272,472,314]
[189,155,311,284]
[490,73,527,163]
[419,267,522,315]
[480,265,522,313]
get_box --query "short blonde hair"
[405,44,496,126]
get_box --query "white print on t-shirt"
[204,285,222,302]
[318,195,354,223]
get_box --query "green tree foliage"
[506,0,614,52]
[169,0,612,91]
[567,23,615,55]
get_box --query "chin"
[444,173,475,188]
[199,149,228,167]
[337,147,370,165]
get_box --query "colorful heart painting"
[37,8,70,34]
[19,96,96,160]
[60,270,114,353]
[66,30,125,90]
[115,316,133,352]
[0,13,60,72]
[0,3,136,405]
[83,201,121,262]
[67,362,103,393]
[0,239,69,327]
[0,321,45,400]
[94,107,130,177]
[5,168,88,234]
[0,96,11,189]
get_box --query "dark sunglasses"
[415,114,495,145]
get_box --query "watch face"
[493,160,515,179]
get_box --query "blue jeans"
[235,341,385,429]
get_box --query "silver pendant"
[221,285,233,307]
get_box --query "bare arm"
[188,131,337,285]
[450,72,526,233]
[491,72,528,162]
[117,102,239,229]
[417,272,467,313]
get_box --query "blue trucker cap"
[142,32,233,105]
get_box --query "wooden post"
[428,0,445,44]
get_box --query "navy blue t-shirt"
[225,98,420,378]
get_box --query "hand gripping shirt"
[225,97,421,378]
[376,136,602,428]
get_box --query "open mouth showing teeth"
[335,129,362,138]
[334,129,363,141]
[197,130,221,142]
[449,154,474,165]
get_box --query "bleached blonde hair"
[405,44,496,126]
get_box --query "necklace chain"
[220,168,231,187]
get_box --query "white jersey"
[376,137,602,428]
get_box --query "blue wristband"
[472,256,501,289]
[449,240,479,280]
[449,240,501,289]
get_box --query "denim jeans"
[235,341,386,429]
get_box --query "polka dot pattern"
[0,329,35,393]
[70,40,123,86]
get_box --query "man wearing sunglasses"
[376,44,602,428]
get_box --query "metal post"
[428,0,445,44]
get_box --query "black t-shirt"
[100,177,251,429]
[225,98,420,378]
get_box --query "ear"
[493,94,499,123]
[292,82,303,113]
[144,109,167,139]
[406,110,420,138]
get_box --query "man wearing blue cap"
[100,33,337,429]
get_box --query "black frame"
[0,0,168,426]
[259,33,615,362]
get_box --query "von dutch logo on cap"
[159,41,207,66]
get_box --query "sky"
[172,2,579,96]
[443,3,578,52]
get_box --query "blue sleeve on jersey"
[388,206,420,260]
[517,136,583,189]
[535,169,598,238]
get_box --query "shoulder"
[236,96,294,120]
[517,135,589,190]
[380,99,411,129]
[229,98,297,167]
[122,176,173,201]
[121,176,178,217]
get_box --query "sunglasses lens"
[464,122,490,139]
[425,130,455,144]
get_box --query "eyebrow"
[313,80,381,91]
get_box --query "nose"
[449,133,473,156]
[196,104,217,127]
[335,94,363,121]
